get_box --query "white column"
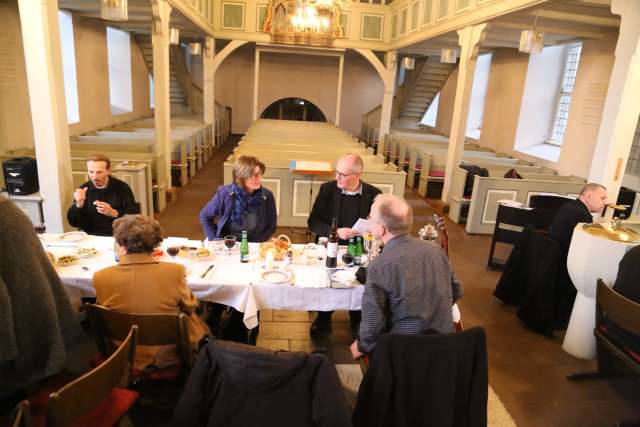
[204,37,215,148]
[378,51,398,157]
[17,0,73,232]
[335,54,344,126]
[151,0,171,209]
[587,0,640,203]
[253,48,261,120]
[441,23,486,203]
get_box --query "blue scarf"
[230,183,264,225]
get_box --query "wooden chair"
[10,401,31,427]
[568,280,640,427]
[85,304,193,380]
[13,326,139,427]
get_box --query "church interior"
[1,0,640,425]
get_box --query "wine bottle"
[240,230,249,263]
[326,218,338,268]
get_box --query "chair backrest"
[596,279,640,336]
[11,400,31,427]
[85,304,192,371]
[430,213,449,256]
[46,326,138,427]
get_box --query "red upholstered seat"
[22,371,139,427]
[428,170,445,177]
[597,324,640,364]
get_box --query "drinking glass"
[223,235,237,255]
[209,237,224,254]
[167,246,180,259]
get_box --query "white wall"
[514,45,565,150]
[213,46,384,135]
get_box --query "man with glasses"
[308,153,382,336]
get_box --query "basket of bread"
[258,234,291,261]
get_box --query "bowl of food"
[76,247,99,258]
[57,254,79,267]
[259,234,291,261]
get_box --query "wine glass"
[167,246,180,260]
[341,253,354,266]
[223,235,237,255]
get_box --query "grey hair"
[339,153,364,173]
[372,194,413,235]
[579,183,606,196]
[113,214,163,254]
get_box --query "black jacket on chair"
[353,328,488,427]
[494,226,576,334]
[172,339,351,427]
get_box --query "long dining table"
[43,233,364,329]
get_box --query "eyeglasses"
[335,170,358,179]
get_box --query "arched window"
[260,98,326,122]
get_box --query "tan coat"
[93,253,210,369]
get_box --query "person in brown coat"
[93,214,210,370]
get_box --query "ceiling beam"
[526,9,620,27]
[493,20,613,38]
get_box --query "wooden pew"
[465,176,586,234]
[448,164,558,223]
[417,150,529,198]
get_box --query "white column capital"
[456,23,487,63]
[150,0,172,36]
[205,37,215,59]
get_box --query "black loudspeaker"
[3,157,39,195]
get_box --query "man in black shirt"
[308,153,382,336]
[548,183,608,252]
[67,154,139,236]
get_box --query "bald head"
[371,194,413,236]
[335,153,364,192]
[579,182,607,213]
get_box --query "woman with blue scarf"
[199,156,276,344]
[200,156,277,243]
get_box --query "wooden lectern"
[289,160,334,241]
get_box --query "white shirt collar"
[341,183,363,196]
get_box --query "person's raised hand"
[94,201,118,218]
[74,187,88,208]
[337,227,354,240]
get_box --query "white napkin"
[331,269,357,288]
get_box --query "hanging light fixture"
[169,28,180,45]
[189,41,202,55]
[402,57,415,70]
[519,15,544,53]
[440,47,458,64]
[100,0,128,21]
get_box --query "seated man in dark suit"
[307,153,382,336]
[608,245,640,352]
[548,183,607,251]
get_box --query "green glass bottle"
[354,236,363,265]
[240,230,249,263]
[347,236,355,256]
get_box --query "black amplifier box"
[3,157,39,195]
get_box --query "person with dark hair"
[0,197,81,397]
[93,214,210,370]
[307,153,382,336]
[350,194,463,359]
[199,155,276,243]
[548,183,607,252]
[67,154,139,236]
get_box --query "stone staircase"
[398,58,455,121]
[134,34,189,115]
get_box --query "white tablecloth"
[43,234,364,329]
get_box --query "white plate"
[60,231,88,242]
[261,269,292,284]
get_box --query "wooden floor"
[156,135,640,427]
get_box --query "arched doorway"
[260,98,327,122]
